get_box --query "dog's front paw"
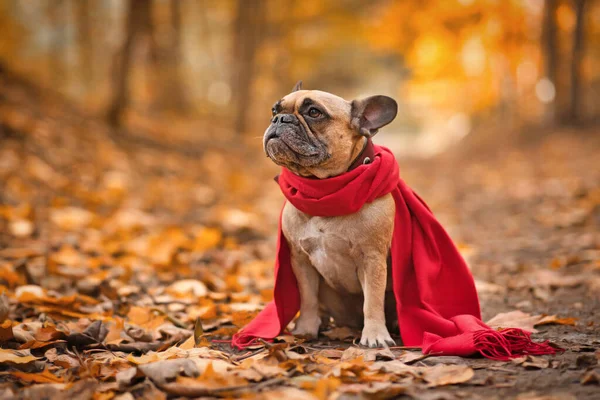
[360,322,396,348]
[292,314,321,339]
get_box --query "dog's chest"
[282,195,394,294]
[288,214,363,293]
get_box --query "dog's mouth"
[267,136,320,158]
[264,124,325,164]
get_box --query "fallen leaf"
[193,317,210,347]
[581,369,600,385]
[44,348,80,369]
[422,364,474,387]
[537,315,578,326]
[260,387,319,400]
[138,359,199,385]
[67,320,108,347]
[0,320,14,342]
[0,349,39,364]
[486,310,542,332]
[575,354,598,369]
[11,368,64,383]
[116,367,139,390]
[340,346,394,362]
[316,349,344,359]
[167,279,208,298]
[15,285,45,300]
[322,327,357,341]
[0,294,10,321]
[338,382,408,397]
[50,207,94,230]
[512,355,550,369]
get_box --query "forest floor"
[0,69,599,399]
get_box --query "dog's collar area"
[347,138,375,172]
[273,138,375,183]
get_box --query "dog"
[263,81,398,347]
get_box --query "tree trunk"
[567,0,586,123]
[75,0,93,90]
[163,0,188,112]
[47,0,66,89]
[541,0,558,124]
[106,0,152,127]
[231,0,266,135]
[272,0,296,96]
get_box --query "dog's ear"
[351,95,398,137]
[292,80,303,92]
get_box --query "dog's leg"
[289,247,321,338]
[359,253,396,347]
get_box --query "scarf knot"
[278,147,399,217]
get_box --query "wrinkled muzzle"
[263,114,326,167]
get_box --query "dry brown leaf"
[316,349,344,359]
[422,364,474,387]
[581,369,600,385]
[260,387,319,400]
[0,294,10,322]
[0,349,39,364]
[369,360,420,377]
[116,367,139,390]
[322,326,357,341]
[338,382,409,397]
[138,359,199,385]
[0,320,14,342]
[11,368,64,383]
[486,310,542,332]
[516,392,576,400]
[167,279,208,298]
[512,355,550,369]
[536,315,578,326]
[340,346,394,362]
[50,207,94,230]
[44,348,80,369]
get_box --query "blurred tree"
[1,0,598,136]
[568,0,587,123]
[47,0,67,87]
[166,0,188,111]
[231,0,266,135]
[75,0,93,90]
[542,0,558,124]
[107,0,153,127]
[149,0,189,113]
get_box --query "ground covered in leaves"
[0,71,599,399]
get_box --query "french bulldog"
[263,81,399,347]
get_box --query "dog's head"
[263,81,397,178]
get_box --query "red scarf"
[232,144,558,360]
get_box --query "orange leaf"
[35,325,66,341]
[0,320,14,342]
[537,315,578,326]
[11,368,63,383]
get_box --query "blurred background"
[0,4,599,389]
[0,0,598,156]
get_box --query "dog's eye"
[308,108,322,118]
[271,108,277,117]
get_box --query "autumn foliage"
[0,1,599,399]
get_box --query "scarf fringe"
[474,328,562,361]
[231,333,257,349]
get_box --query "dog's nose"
[280,114,295,124]
[272,113,296,125]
